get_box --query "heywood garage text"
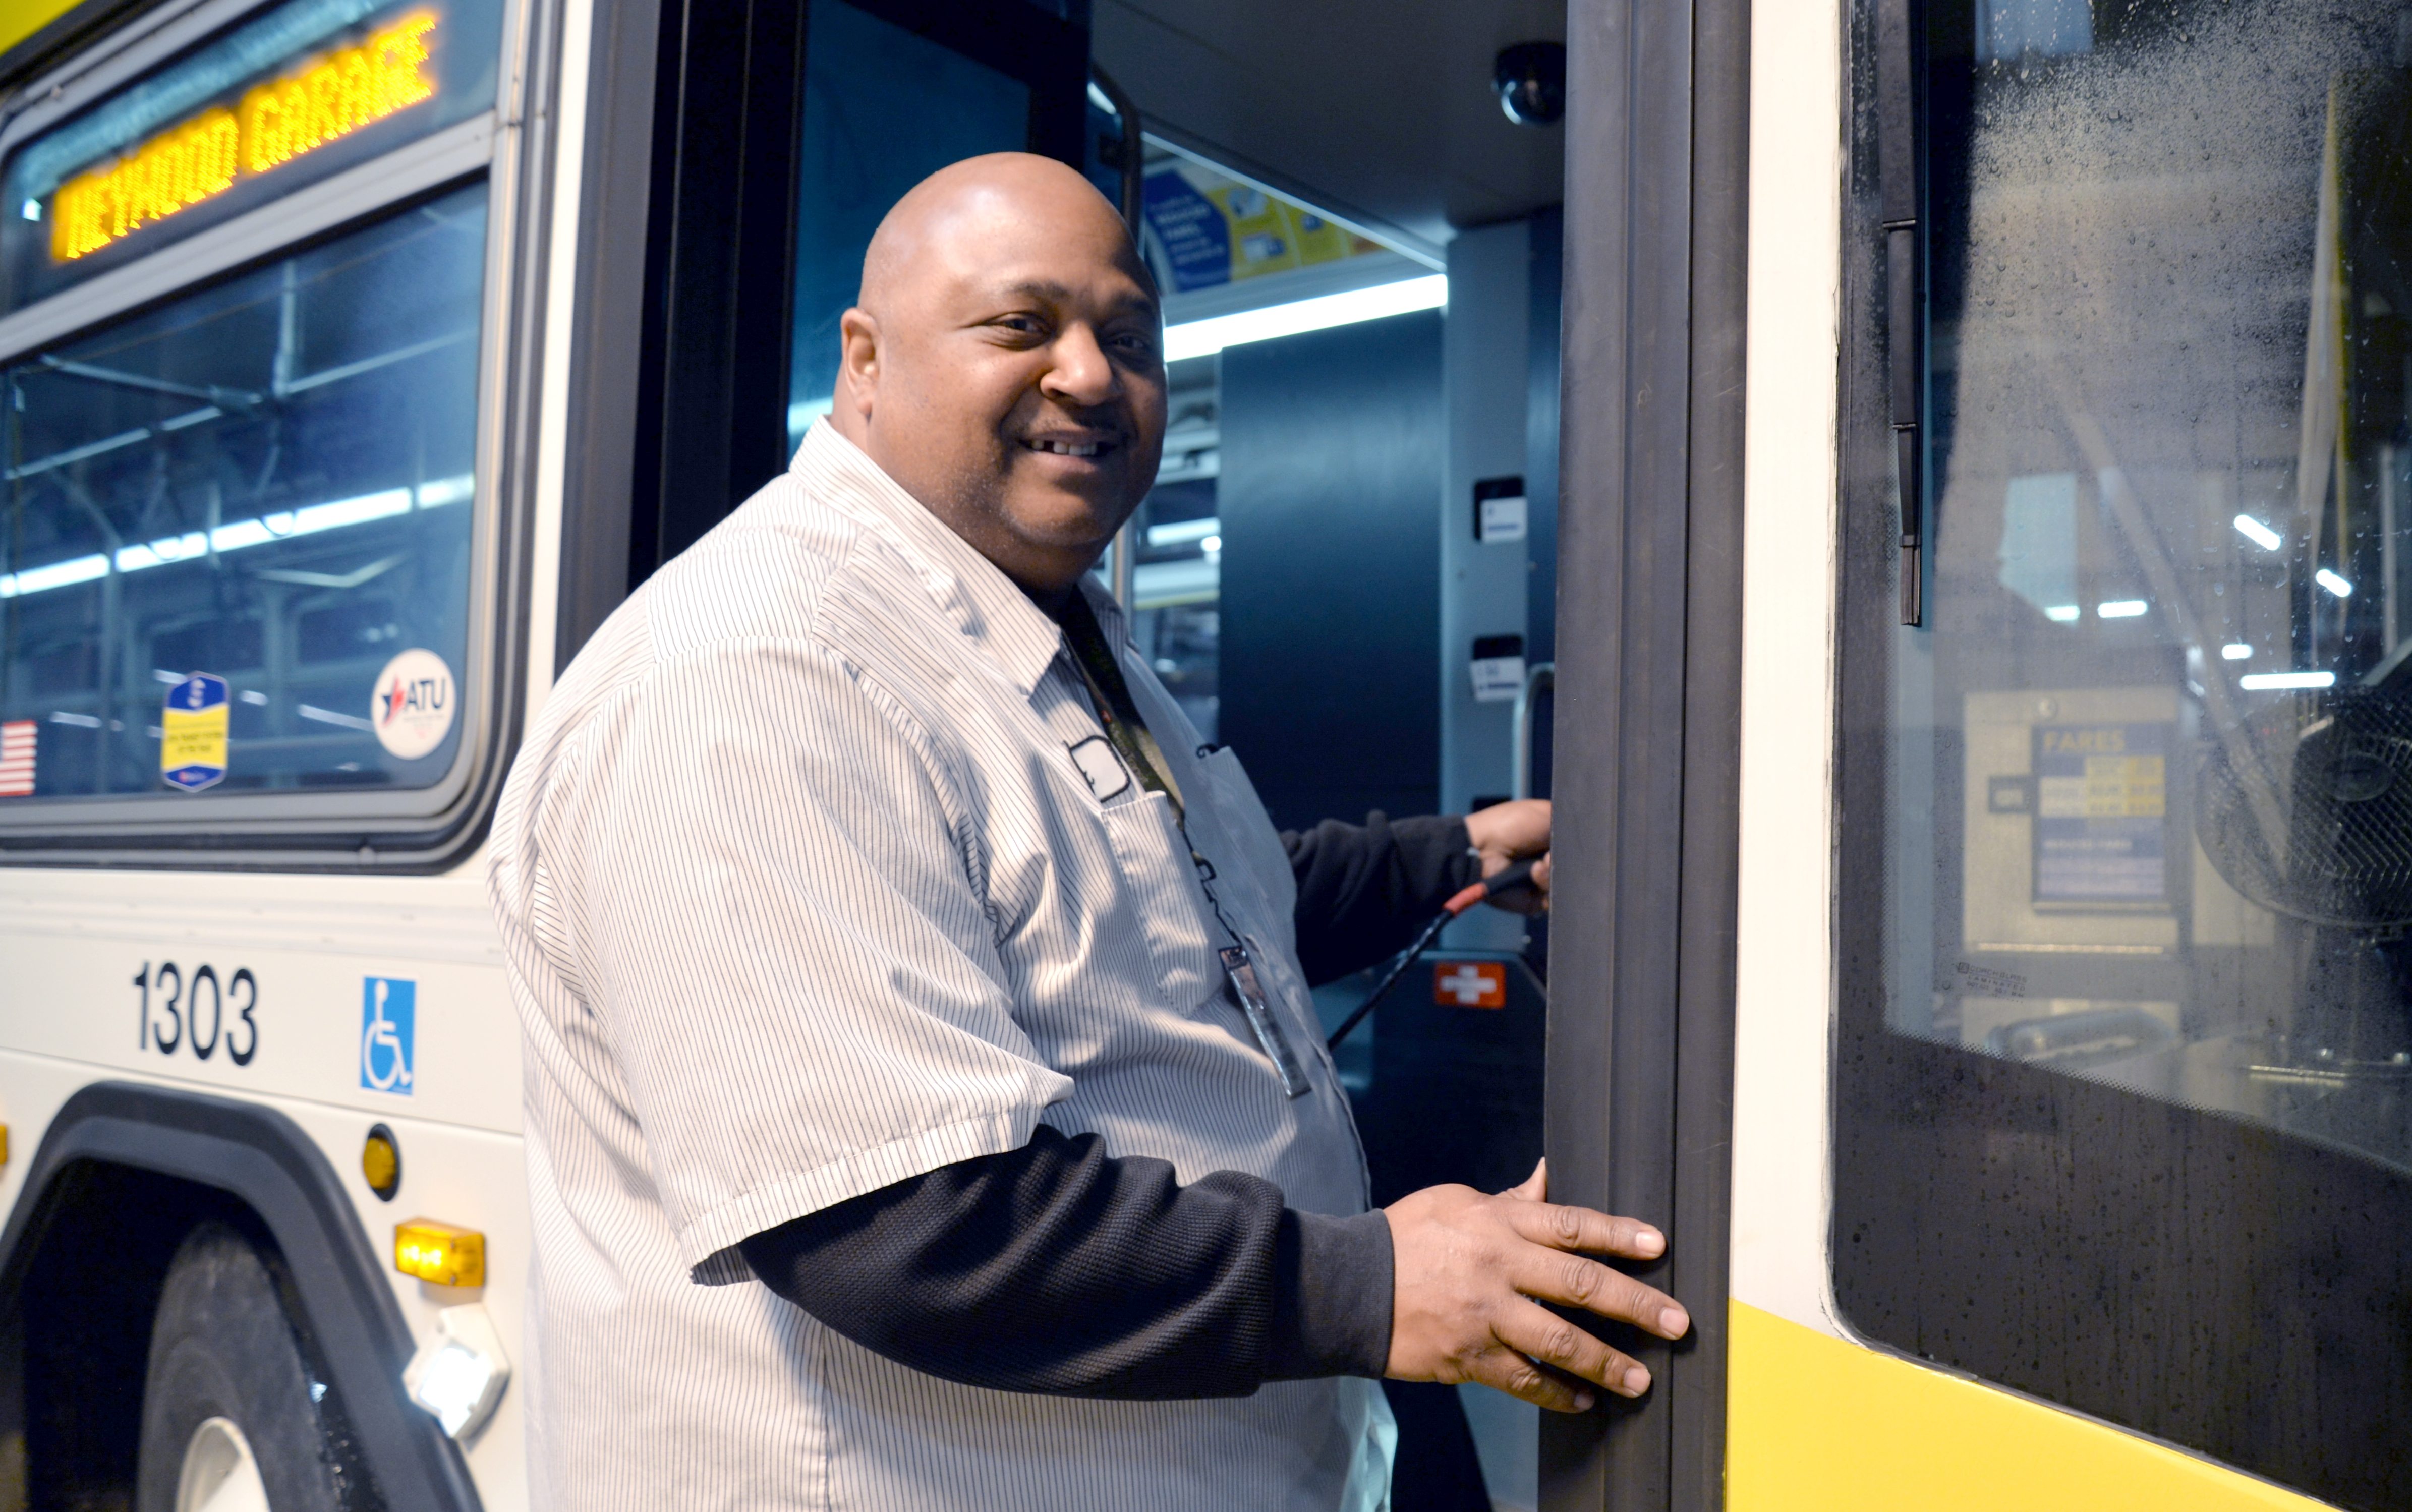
[48,10,438,262]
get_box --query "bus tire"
[135,1222,343,1512]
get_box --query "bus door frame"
[1543,0,1750,1507]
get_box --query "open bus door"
[553,2,1751,1508]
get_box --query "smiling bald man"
[488,154,1685,1511]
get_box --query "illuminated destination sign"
[49,12,437,261]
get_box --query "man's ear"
[834,307,881,431]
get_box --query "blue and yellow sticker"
[160,673,228,792]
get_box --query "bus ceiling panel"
[1544,0,1748,1507]
[1092,0,1564,253]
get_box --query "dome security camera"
[1494,41,1566,127]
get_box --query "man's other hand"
[1382,1159,1686,1412]
[1463,798,1552,913]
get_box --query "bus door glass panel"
[0,183,486,798]
[786,0,1032,450]
[1845,2,2412,1503]
[1901,0,2412,1182]
[0,0,503,314]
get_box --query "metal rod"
[1090,65,1145,613]
[1326,909,1453,1050]
[1513,660,1555,800]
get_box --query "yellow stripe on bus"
[1728,1300,2332,1511]
[0,0,84,62]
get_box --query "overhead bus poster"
[2033,721,2170,906]
[1139,160,1389,294]
[0,0,502,311]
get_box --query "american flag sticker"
[0,720,32,797]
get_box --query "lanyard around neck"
[1052,591,1312,1098]
[1056,592,1187,822]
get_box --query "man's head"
[830,153,1166,595]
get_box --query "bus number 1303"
[133,962,259,1066]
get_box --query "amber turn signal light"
[362,1123,400,1200]
[394,1219,485,1288]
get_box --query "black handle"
[1324,860,1541,1050]
[1878,0,1923,625]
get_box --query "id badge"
[1220,944,1312,1098]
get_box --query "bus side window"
[0,187,487,798]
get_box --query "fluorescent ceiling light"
[2043,605,2081,622]
[0,474,470,600]
[2233,514,2282,551]
[2220,643,2252,660]
[2097,599,2148,618]
[2316,568,2353,598]
[1163,274,1448,362]
[2239,671,2335,690]
[298,703,373,731]
[1146,517,1218,548]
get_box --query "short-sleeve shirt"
[486,422,1393,1511]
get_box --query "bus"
[0,0,2401,1506]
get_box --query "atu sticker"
[370,649,455,760]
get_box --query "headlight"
[403,1303,510,1440]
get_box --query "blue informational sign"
[361,975,416,1094]
[2034,722,2168,904]
[159,672,229,792]
[1142,169,1232,293]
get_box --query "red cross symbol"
[1433,961,1507,1009]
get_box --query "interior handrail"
[1512,659,1554,801]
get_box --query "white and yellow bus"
[0,0,2398,1506]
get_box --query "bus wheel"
[135,1222,342,1512]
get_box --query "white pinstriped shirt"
[488,422,1395,1510]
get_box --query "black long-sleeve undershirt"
[1282,810,1479,986]
[740,1124,1394,1397]
[741,779,1485,1398]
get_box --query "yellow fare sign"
[50,11,437,262]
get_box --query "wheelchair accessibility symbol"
[361,977,416,1094]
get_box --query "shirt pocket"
[1193,746,1299,949]
[1090,789,1220,1012]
